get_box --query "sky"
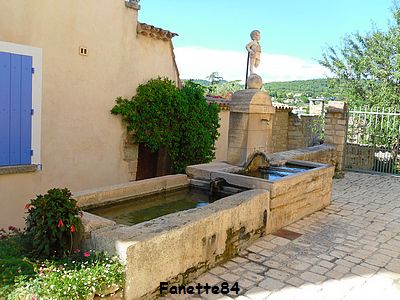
[139,0,395,83]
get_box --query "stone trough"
[75,175,270,300]
[187,159,334,234]
[75,154,333,299]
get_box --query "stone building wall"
[0,0,179,228]
[272,110,289,153]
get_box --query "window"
[0,52,33,166]
[0,42,42,169]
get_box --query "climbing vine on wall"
[111,78,220,173]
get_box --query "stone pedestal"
[227,89,275,166]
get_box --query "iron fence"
[345,107,400,175]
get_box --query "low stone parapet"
[269,144,337,167]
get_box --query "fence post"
[324,101,348,176]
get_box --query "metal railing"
[345,107,400,175]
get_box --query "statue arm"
[246,41,255,54]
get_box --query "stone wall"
[269,144,337,167]
[344,143,375,171]
[324,101,348,173]
[272,110,289,153]
[266,164,334,233]
[123,135,139,181]
[288,114,322,150]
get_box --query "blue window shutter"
[0,52,11,166]
[0,52,32,167]
[10,54,22,165]
[20,55,33,165]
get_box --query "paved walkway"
[165,172,400,299]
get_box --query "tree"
[319,4,400,108]
[111,78,220,173]
[206,72,224,85]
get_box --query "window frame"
[0,41,42,169]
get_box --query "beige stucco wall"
[213,109,229,162]
[0,0,179,228]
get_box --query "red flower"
[25,203,31,210]
[83,251,90,257]
[57,219,64,228]
[70,224,75,233]
[74,248,81,253]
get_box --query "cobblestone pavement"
[164,172,400,299]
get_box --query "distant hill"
[184,79,228,86]
[264,78,330,98]
[182,78,341,101]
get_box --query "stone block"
[123,144,138,161]
[335,130,346,137]
[81,212,116,233]
[324,130,335,136]
[229,113,249,130]
[327,101,347,113]
[230,90,274,114]
[248,113,271,130]
[186,162,238,180]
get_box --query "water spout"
[245,151,271,172]
[209,178,227,202]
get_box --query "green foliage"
[264,78,339,101]
[0,228,35,294]
[177,81,220,172]
[320,3,400,108]
[25,188,82,258]
[111,78,220,173]
[206,80,243,98]
[0,245,124,299]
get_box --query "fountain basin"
[187,159,334,233]
[86,184,243,226]
[74,174,269,300]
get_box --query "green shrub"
[176,81,220,172]
[25,188,83,258]
[111,78,220,173]
[0,228,35,295]
[0,248,124,299]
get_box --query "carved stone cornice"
[125,0,140,10]
[137,22,178,41]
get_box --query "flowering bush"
[25,188,83,258]
[1,248,124,299]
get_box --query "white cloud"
[174,46,330,83]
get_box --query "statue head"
[250,30,260,41]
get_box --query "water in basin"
[240,163,313,181]
[86,186,236,225]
